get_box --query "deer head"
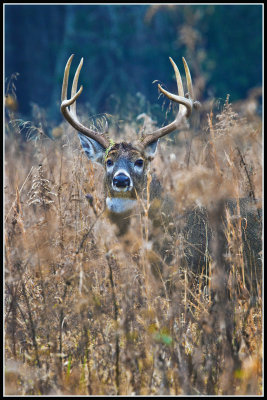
[61,54,200,233]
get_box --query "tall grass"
[4,92,262,395]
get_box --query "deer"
[61,54,200,235]
[61,55,262,291]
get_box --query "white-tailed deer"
[61,55,262,291]
[61,54,200,235]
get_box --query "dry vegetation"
[4,92,262,395]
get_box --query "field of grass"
[4,91,262,395]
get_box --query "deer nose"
[113,173,130,188]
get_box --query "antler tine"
[158,57,193,118]
[169,57,184,113]
[61,54,72,103]
[61,54,84,116]
[70,57,84,117]
[61,55,110,149]
[182,57,194,100]
[140,57,198,147]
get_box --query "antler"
[141,57,200,147]
[61,54,110,149]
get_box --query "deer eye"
[134,159,144,168]
[106,159,114,167]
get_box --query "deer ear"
[78,133,106,164]
[143,139,159,159]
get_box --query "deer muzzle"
[112,173,131,190]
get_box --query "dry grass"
[4,94,262,395]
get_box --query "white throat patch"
[106,197,137,214]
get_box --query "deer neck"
[106,196,138,214]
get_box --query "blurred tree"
[5,4,262,124]
[203,5,262,101]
